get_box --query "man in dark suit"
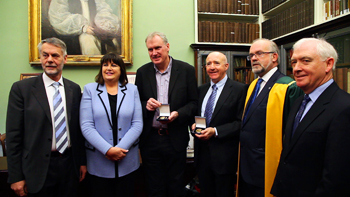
[271,38,350,197]
[191,52,247,196]
[6,37,86,197]
[238,39,302,197]
[135,32,198,196]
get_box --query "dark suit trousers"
[197,142,236,197]
[140,129,186,197]
[238,173,264,197]
[28,149,78,197]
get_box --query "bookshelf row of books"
[262,0,287,13]
[197,0,259,15]
[335,67,350,92]
[324,0,350,21]
[234,68,255,84]
[233,56,249,68]
[262,0,314,39]
[198,21,260,43]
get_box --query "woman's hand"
[105,147,128,161]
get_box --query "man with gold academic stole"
[237,38,303,197]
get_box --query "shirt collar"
[308,79,334,102]
[154,56,173,74]
[211,74,227,89]
[260,67,278,82]
[42,72,64,88]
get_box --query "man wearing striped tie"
[6,37,86,197]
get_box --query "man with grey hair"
[271,38,350,196]
[135,32,198,196]
[238,38,303,197]
[6,37,86,196]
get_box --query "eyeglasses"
[247,52,275,61]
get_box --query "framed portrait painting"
[29,0,133,66]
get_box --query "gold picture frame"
[29,0,133,66]
[20,73,41,80]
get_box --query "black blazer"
[135,58,198,152]
[194,78,247,174]
[240,70,284,187]
[6,74,86,193]
[271,82,350,197]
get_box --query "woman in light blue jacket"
[80,53,142,196]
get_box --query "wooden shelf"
[198,12,259,22]
[263,0,305,17]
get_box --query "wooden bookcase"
[192,0,350,90]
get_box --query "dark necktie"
[292,94,311,137]
[204,84,218,127]
[243,78,263,123]
[53,82,68,153]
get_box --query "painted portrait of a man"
[41,0,121,56]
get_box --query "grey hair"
[252,38,280,64]
[145,31,168,45]
[37,37,67,56]
[293,38,338,69]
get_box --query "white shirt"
[42,73,71,150]
[201,75,228,137]
[257,67,278,95]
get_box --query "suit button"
[118,128,121,131]
[119,138,121,141]
[283,162,287,165]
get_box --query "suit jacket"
[135,58,198,152]
[194,78,247,175]
[240,70,284,187]
[80,82,143,178]
[271,82,350,197]
[6,74,85,193]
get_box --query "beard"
[252,58,273,75]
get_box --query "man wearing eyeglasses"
[237,38,303,197]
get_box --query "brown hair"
[95,53,128,86]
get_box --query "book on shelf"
[197,0,258,15]
[262,0,287,13]
[324,0,350,21]
[198,21,259,43]
[262,0,314,40]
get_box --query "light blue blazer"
[80,82,143,178]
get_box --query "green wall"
[0,0,195,133]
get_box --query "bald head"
[206,52,229,83]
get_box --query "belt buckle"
[158,128,168,135]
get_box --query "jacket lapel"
[168,61,179,100]
[116,84,127,119]
[198,83,210,115]
[243,70,282,125]
[211,79,232,120]
[147,64,157,98]
[32,75,52,122]
[97,83,113,127]
[284,82,338,157]
[63,78,73,123]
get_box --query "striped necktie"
[52,82,68,153]
[243,78,263,123]
[204,84,218,127]
[292,94,311,137]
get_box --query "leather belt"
[152,127,169,135]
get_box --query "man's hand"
[11,180,27,196]
[79,166,87,182]
[105,147,128,161]
[195,127,216,140]
[191,123,196,131]
[159,111,179,124]
[146,98,161,111]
